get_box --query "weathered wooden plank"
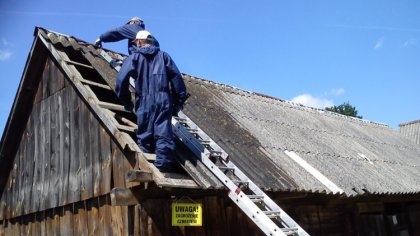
[33,73,43,105]
[40,97,51,211]
[111,205,125,236]
[55,58,66,91]
[16,129,25,217]
[133,205,140,236]
[79,101,92,201]
[33,212,41,236]
[21,129,30,216]
[123,149,139,189]
[45,209,53,236]
[24,214,34,236]
[98,195,113,236]
[24,111,35,215]
[74,201,88,236]
[3,220,10,236]
[14,141,23,218]
[68,88,81,203]
[0,220,4,236]
[138,204,148,236]
[31,104,42,213]
[154,178,198,189]
[47,92,60,209]
[56,89,65,206]
[47,59,55,97]
[60,87,71,206]
[112,141,126,188]
[110,188,138,206]
[39,212,46,236]
[5,165,12,219]
[10,145,20,218]
[60,205,74,236]
[42,60,49,100]
[126,170,153,183]
[87,198,100,235]
[52,208,60,236]
[91,112,101,197]
[99,127,112,195]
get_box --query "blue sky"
[0,0,419,137]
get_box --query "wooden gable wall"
[0,54,131,221]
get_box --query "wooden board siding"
[0,195,119,236]
[0,56,123,219]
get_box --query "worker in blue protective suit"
[115,30,187,172]
[95,16,159,54]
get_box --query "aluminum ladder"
[100,50,309,236]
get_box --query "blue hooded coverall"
[99,21,159,54]
[115,45,187,169]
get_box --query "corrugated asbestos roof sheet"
[37,27,420,196]
[400,120,420,145]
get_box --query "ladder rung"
[219,166,235,171]
[263,210,281,218]
[233,180,248,186]
[281,227,299,235]
[199,140,211,145]
[209,150,223,157]
[186,128,199,133]
[247,194,264,202]
[174,117,188,122]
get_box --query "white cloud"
[291,94,334,109]
[403,38,417,47]
[374,37,384,49]
[0,50,12,61]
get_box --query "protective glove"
[94,38,102,47]
[172,103,182,117]
[124,103,134,112]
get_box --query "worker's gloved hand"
[94,38,102,47]
[172,103,183,117]
[124,103,134,112]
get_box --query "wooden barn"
[0,27,419,235]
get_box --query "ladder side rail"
[177,112,229,160]
[172,116,289,235]
[200,154,286,236]
[173,111,309,235]
[220,152,309,235]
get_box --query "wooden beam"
[63,59,94,69]
[110,188,138,206]
[98,101,131,113]
[155,178,198,189]
[126,170,153,183]
[79,78,111,90]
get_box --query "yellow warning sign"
[172,203,202,226]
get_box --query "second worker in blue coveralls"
[95,16,159,54]
[115,30,187,172]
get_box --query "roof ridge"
[183,74,390,129]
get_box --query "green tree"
[325,102,363,119]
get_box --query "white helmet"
[135,30,152,41]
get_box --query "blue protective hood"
[133,45,160,57]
